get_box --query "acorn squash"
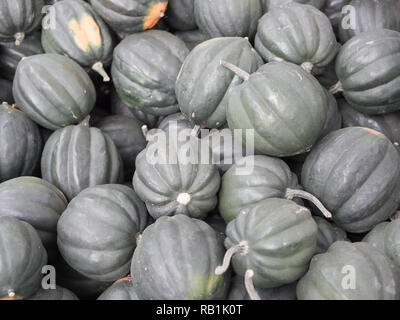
[314,216,348,255]
[324,0,351,32]
[57,184,148,282]
[41,119,123,200]
[42,0,115,82]
[97,276,139,300]
[0,78,13,103]
[13,54,96,130]
[112,30,188,116]
[167,0,196,31]
[174,29,210,50]
[29,286,79,300]
[0,216,47,300]
[131,215,230,300]
[264,0,326,11]
[302,127,400,233]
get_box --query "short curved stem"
[285,188,332,219]
[244,270,261,300]
[92,62,110,82]
[301,61,314,73]
[329,81,343,94]
[8,290,15,298]
[220,60,250,81]
[14,32,25,46]
[80,115,91,127]
[141,125,149,139]
[215,245,241,275]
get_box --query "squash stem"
[80,115,91,127]
[92,62,110,82]
[215,242,248,275]
[141,125,149,140]
[8,290,15,298]
[329,81,343,94]
[14,32,25,46]
[220,60,250,81]
[244,270,261,300]
[285,188,332,219]
[301,62,314,73]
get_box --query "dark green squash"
[41,119,123,200]
[0,32,43,81]
[133,129,221,220]
[314,216,348,255]
[302,127,400,233]
[339,99,400,146]
[219,155,333,223]
[338,0,400,43]
[89,0,168,34]
[0,0,44,45]
[0,177,68,260]
[0,216,47,300]
[110,88,159,129]
[57,184,148,282]
[0,103,42,182]
[157,112,194,133]
[167,0,196,31]
[264,0,326,11]
[363,219,400,268]
[333,29,400,114]
[323,0,351,32]
[97,276,139,300]
[29,286,79,300]
[42,0,115,82]
[255,3,339,73]
[0,78,13,103]
[297,241,400,300]
[217,198,317,299]
[174,29,210,51]
[96,115,147,180]
[194,0,262,39]
[112,30,189,116]
[176,37,263,128]
[53,254,112,300]
[228,276,297,300]
[226,61,328,156]
[131,215,230,300]
[316,58,339,89]
[13,54,96,130]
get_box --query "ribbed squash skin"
[41,0,114,73]
[0,32,43,81]
[314,216,348,255]
[174,29,210,50]
[89,0,168,34]
[29,286,79,300]
[110,89,159,128]
[302,127,400,233]
[97,115,147,180]
[57,184,148,282]
[255,3,339,72]
[41,123,123,200]
[225,198,317,288]
[176,37,263,128]
[13,54,96,130]
[219,155,302,223]
[131,215,230,300]
[338,0,400,43]
[339,100,400,145]
[167,0,196,31]
[112,30,188,116]
[0,217,47,300]
[227,61,327,156]
[53,254,112,300]
[157,112,193,132]
[0,78,13,103]
[264,0,326,11]
[97,277,139,300]
[335,29,400,114]
[0,177,68,259]
[324,0,351,32]
[0,103,42,182]
[363,220,400,268]
[228,276,297,300]
[133,130,220,220]
[194,0,262,39]
[0,0,44,44]
[297,241,400,300]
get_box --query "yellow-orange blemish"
[361,127,383,136]
[115,275,132,284]
[143,2,168,30]
[68,14,102,52]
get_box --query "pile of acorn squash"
[1,0,400,301]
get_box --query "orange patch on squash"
[143,2,168,30]
[115,275,132,284]
[68,14,102,52]
[361,127,383,136]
